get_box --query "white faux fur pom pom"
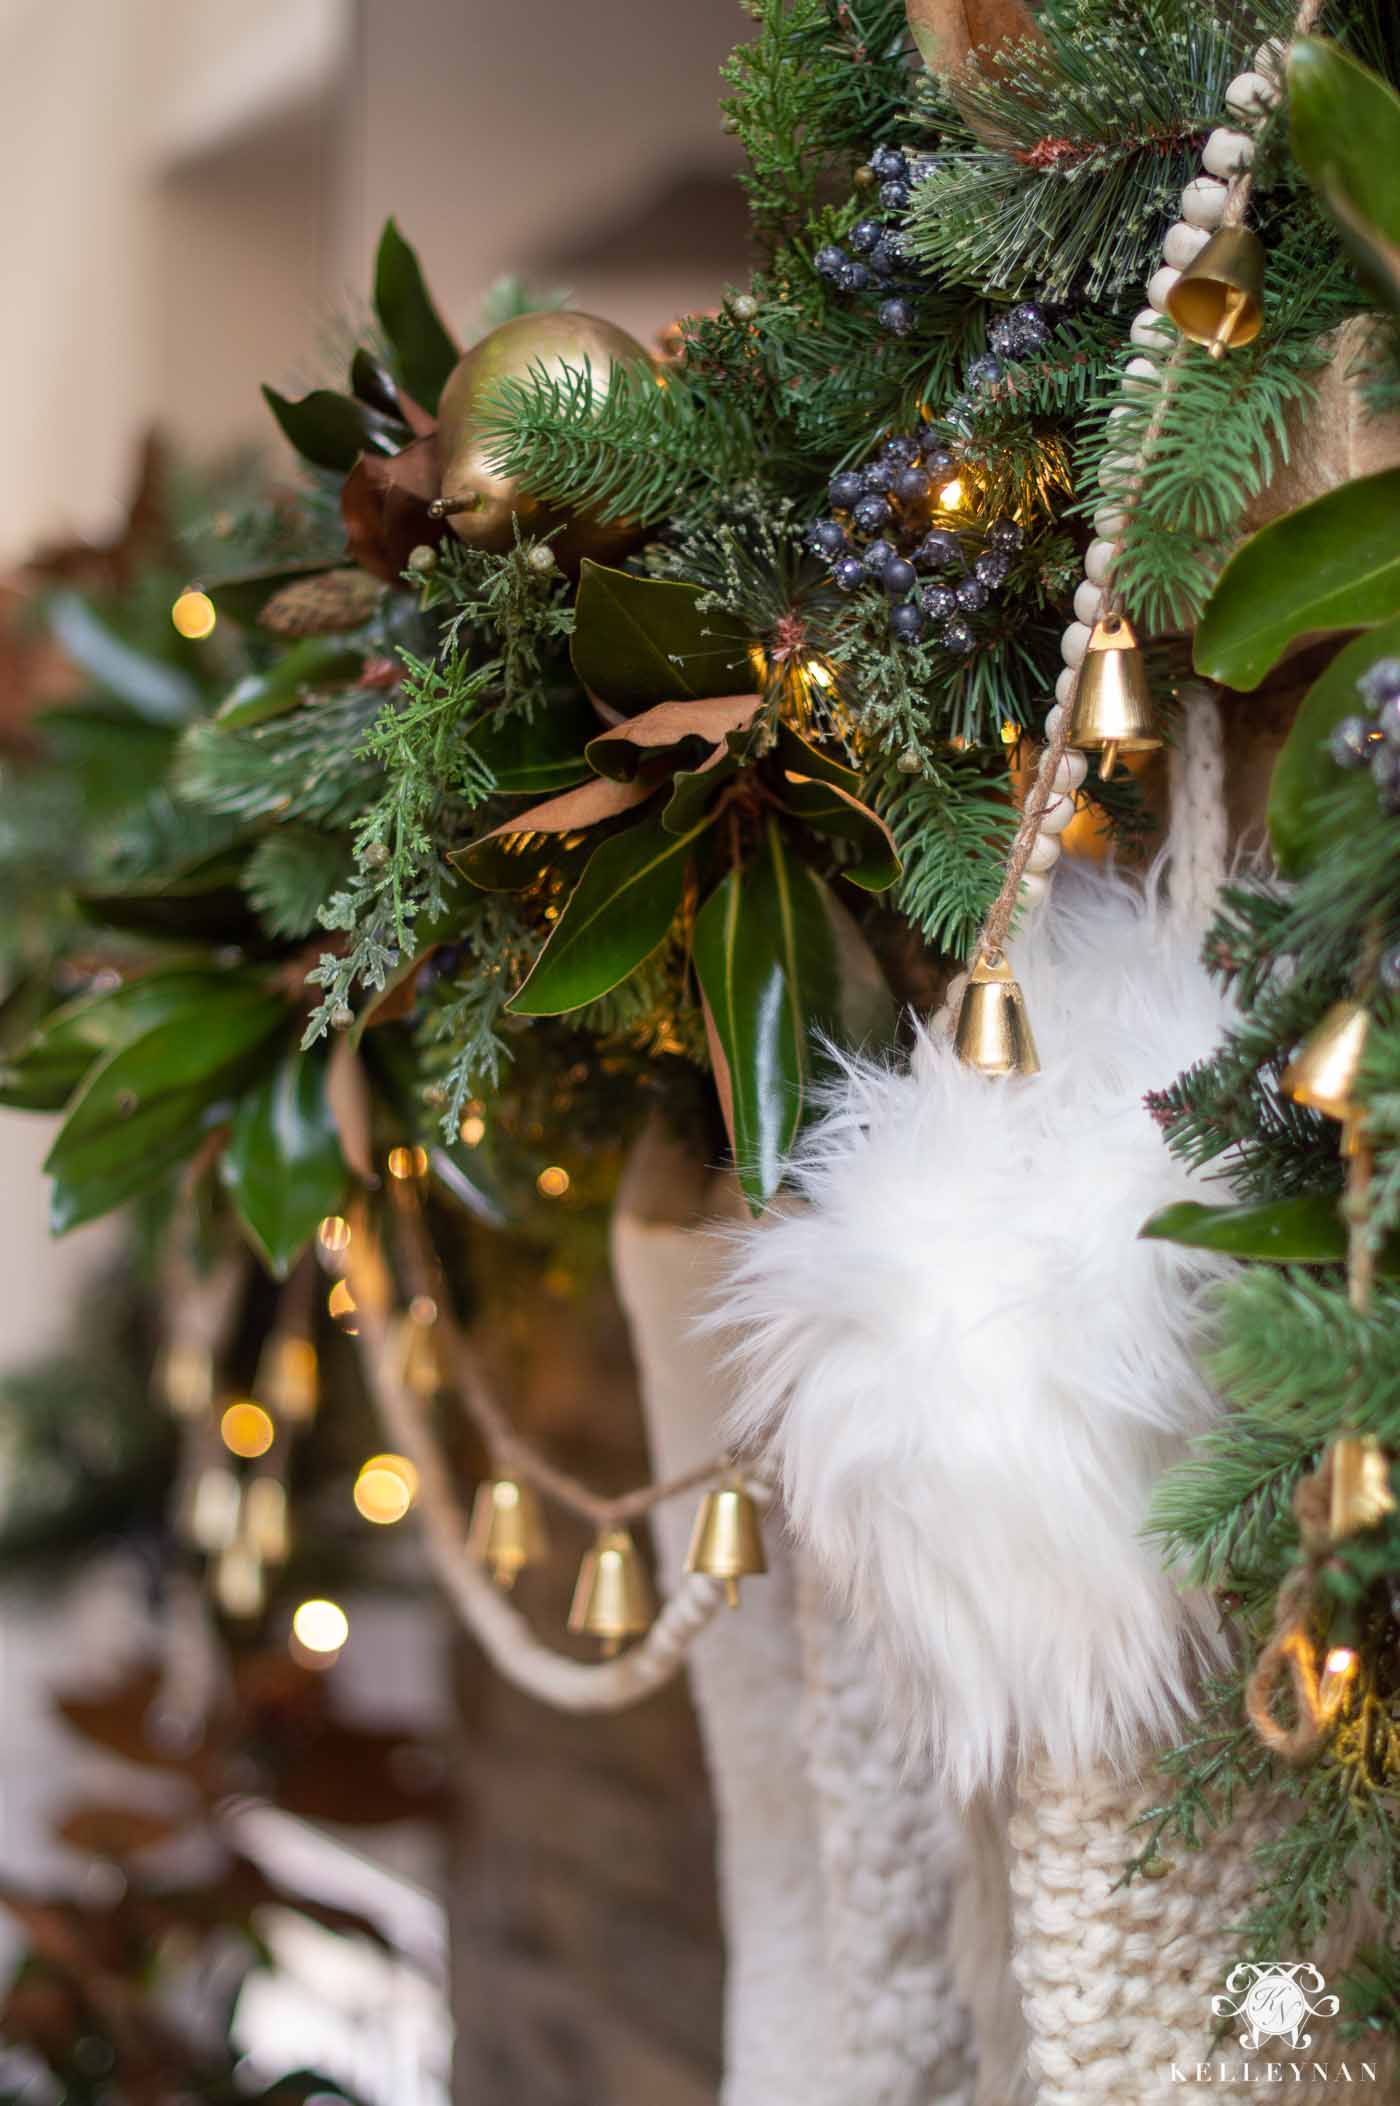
[713,865,1235,1799]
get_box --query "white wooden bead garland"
[1007,36,1285,920]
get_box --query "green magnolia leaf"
[76,849,256,946]
[350,346,404,416]
[216,638,364,730]
[47,594,202,726]
[692,820,841,1211]
[0,971,257,1111]
[776,774,902,892]
[49,1109,219,1235]
[45,985,285,1189]
[1268,616,1400,874]
[262,386,408,474]
[373,219,459,413]
[661,745,741,835]
[1139,1194,1346,1263]
[508,811,712,1016]
[1194,469,1400,690]
[570,562,754,712]
[222,1045,349,1276]
[470,692,598,794]
[33,706,177,820]
[774,722,862,792]
[1290,38,1400,314]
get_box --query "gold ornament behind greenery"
[434,311,652,565]
[1282,1000,1370,1127]
[1328,1434,1397,1539]
[1166,225,1265,359]
[685,1481,767,1607]
[567,1526,656,1653]
[954,950,1040,1078]
[1066,613,1159,781]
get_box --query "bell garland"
[684,1479,768,1608]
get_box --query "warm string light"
[353,1452,419,1526]
[291,1598,349,1665]
[536,1165,570,1199]
[1319,1644,1359,1718]
[220,1399,275,1459]
[938,478,965,509]
[170,588,216,639]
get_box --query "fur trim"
[711,865,1234,1799]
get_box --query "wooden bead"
[1252,38,1285,81]
[1162,221,1211,269]
[1181,176,1229,229]
[1018,870,1052,909]
[1060,622,1091,669]
[1052,751,1088,792]
[1039,790,1076,835]
[1202,127,1254,177]
[1147,266,1180,314]
[1025,831,1062,875]
[1227,69,1278,119]
[1073,578,1102,625]
[1093,501,1127,538]
[1054,667,1077,707]
[1084,538,1114,585]
[1123,356,1159,395]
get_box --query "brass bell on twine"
[1066,613,1160,781]
[1282,1001,1369,1125]
[567,1527,656,1654]
[468,1475,548,1589]
[954,950,1041,1079]
[685,1481,768,1607]
[1165,224,1266,360]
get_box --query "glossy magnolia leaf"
[471,691,598,794]
[508,811,712,1016]
[262,386,407,474]
[693,821,841,1210]
[570,562,753,712]
[1290,38,1400,314]
[1268,616,1400,874]
[1194,469,1400,690]
[222,1045,349,1277]
[777,774,901,892]
[661,744,742,835]
[585,693,763,780]
[350,345,405,417]
[0,971,256,1112]
[216,637,364,730]
[49,1096,222,1233]
[47,592,201,725]
[1139,1194,1347,1263]
[75,849,256,946]
[373,218,460,414]
[775,722,862,792]
[45,985,285,1190]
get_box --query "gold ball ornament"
[434,311,652,566]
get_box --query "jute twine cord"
[345,1205,732,1713]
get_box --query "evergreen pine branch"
[720,0,912,245]
[176,692,385,828]
[867,752,1016,957]
[905,0,1251,300]
[417,897,544,1131]
[241,825,353,941]
[478,358,760,525]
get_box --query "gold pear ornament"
[432,311,652,566]
[685,1480,768,1607]
[954,950,1040,1078]
[568,1527,656,1654]
[1067,612,1159,780]
[468,1476,548,1590]
[1166,224,1265,359]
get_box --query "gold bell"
[1282,1001,1369,1133]
[1165,224,1265,360]
[1066,613,1159,781]
[1329,1434,1396,1540]
[468,1476,548,1589]
[954,950,1040,1078]
[685,1481,767,1607]
[567,1527,656,1654]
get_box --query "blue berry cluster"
[944,301,1052,434]
[1330,659,1400,811]
[806,428,1023,649]
[812,145,928,339]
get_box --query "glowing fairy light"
[939,479,964,509]
[291,1598,349,1659]
[220,1400,275,1459]
[171,588,216,639]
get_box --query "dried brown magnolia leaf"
[906,0,1040,74]
[341,433,444,584]
[465,772,654,848]
[585,693,762,779]
[327,1035,376,1178]
[259,567,384,637]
